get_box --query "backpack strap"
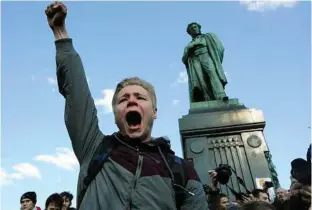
[165,153,188,210]
[77,135,117,209]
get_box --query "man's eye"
[138,97,146,100]
[119,99,126,103]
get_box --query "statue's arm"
[182,47,189,66]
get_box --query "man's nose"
[127,96,138,107]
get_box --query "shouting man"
[45,1,207,210]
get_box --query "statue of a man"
[182,22,228,103]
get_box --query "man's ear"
[153,108,157,120]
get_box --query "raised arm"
[45,2,104,164]
[182,46,189,66]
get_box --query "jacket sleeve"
[181,162,209,210]
[55,38,104,164]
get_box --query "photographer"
[284,144,311,210]
[204,170,229,210]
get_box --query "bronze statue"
[182,22,228,103]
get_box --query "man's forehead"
[117,85,148,96]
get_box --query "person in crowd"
[239,201,276,210]
[45,193,63,210]
[284,176,311,210]
[252,189,270,203]
[284,144,311,210]
[20,191,41,210]
[60,191,75,210]
[219,193,229,208]
[44,1,207,210]
[272,188,288,209]
[275,188,288,203]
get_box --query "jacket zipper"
[133,147,143,189]
[126,146,144,209]
[114,134,160,164]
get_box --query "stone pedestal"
[179,99,276,199]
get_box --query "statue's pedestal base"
[190,98,244,112]
[179,99,274,199]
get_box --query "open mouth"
[125,111,142,129]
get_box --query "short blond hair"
[112,77,157,110]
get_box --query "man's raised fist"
[45,1,67,30]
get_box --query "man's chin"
[125,127,145,139]
[127,131,143,139]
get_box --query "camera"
[291,145,311,186]
[235,192,251,201]
[264,181,274,189]
[214,164,232,185]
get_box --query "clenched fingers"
[45,1,67,17]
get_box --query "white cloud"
[1,168,14,185]
[13,163,41,179]
[94,89,114,113]
[34,148,79,171]
[240,0,298,12]
[47,76,58,92]
[1,163,41,186]
[171,71,188,87]
[47,77,57,85]
[225,71,232,82]
[177,71,188,83]
[172,99,180,106]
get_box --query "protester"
[45,1,207,210]
[60,191,75,210]
[252,189,270,203]
[273,188,288,210]
[239,201,276,210]
[275,188,288,203]
[219,193,229,208]
[20,192,41,210]
[45,193,63,210]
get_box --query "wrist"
[212,185,219,191]
[52,27,68,40]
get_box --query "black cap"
[20,191,37,204]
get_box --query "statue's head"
[112,77,157,141]
[186,22,202,38]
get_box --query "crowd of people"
[20,191,75,210]
[202,147,311,210]
[19,1,311,209]
[20,150,311,210]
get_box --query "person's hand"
[290,180,303,196]
[300,185,311,205]
[241,194,253,204]
[45,1,67,31]
[208,170,218,188]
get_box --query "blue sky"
[1,1,310,209]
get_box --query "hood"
[150,136,174,153]
[115,132,174,154]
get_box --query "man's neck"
[117,132,151,144]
